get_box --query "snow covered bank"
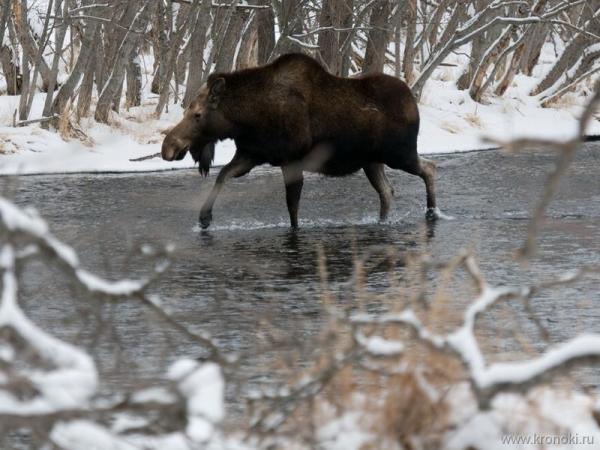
[0,95,236,175]
[1,61,598,176]
[419,77,600,153]
[1,93,597,176]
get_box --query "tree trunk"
[424,0,448,51]
[363,0,391,74]
[76,35,97,119]
[274,0,304,56]
[520,23,547,76]
[402,0,417,84]
[532,8,600,95]
[495,0,549,96]
[41,0,67,124]
[256,0,275,64]
[393,5,401,78]
[52,22,99,115]
[151,0,169,95]
[434,1,467,60]
[126,48,142,108]
[338,0,353,77]
[410,2,501,100]
[0,0,11,54]
[12,0,51,92]
[155,1,198,117]
[457,32,486,90]
[176,38,190,89]
[96,0,152,123]
[1,14,21,95]
[541,44,600,104]
[183,0,211,107]
[23,0,54,120]
[317,0,337,73]
[17,0,29,120]
[214,9,248,73]
[494,36,526,96]
[236,14,257,69]
[0,45,21,95]
[457,1,486,90]
[469,27,513,102]
[172,2,193,102]
[94,27,105,94]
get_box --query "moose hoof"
[199,211,212,229]
[425,207,439,222]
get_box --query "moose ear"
[209,77,226,98]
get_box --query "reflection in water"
[424,219,437,240]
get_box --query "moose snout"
[161,135,188,161]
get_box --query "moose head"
[161,77,232,175]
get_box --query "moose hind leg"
[199,155,255,228]
[418,157,437,212]
[385,153,437,218]
[281,165,304,229]
[363,163,394,221]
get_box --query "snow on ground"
[1,88,595,175]
[419,77,600,154]
[1,43,599,175]
[0,94,236,175]
[417,41,600,153]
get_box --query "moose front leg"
[199,155,255,228]
[281,165,304,229]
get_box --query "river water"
[1,143,599,396]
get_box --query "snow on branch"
[0,244,97,416]
[286,35,320,50]
[0,197,232,447]
[245,248,600,433]
[172,0,270,8]
[350,253,600,409]
[0,196,226,364]
[410,0,597,98]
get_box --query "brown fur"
[162,53,437,228]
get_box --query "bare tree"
[12,0,51,92]
[214,8,250,73]
[236,11,258,69]
[363,0,391,74]
[402,0,417,84]
[125,44,143,108]
[16,0,28,120]
[0,15,21,95]
[0,0,596,132]
[273,0,305,56]
[95,0,153,123]
[182,0,212,107]
[76,31,97,119]
[40,0,66,125]
[154,1,198,117]
[51,21,98,117]
[256,0,275,64]
[150,0,169,95]
[317,0,347,73]
[0,0,16,95]
[532,3,600,96]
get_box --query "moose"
[161,53,437,229]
